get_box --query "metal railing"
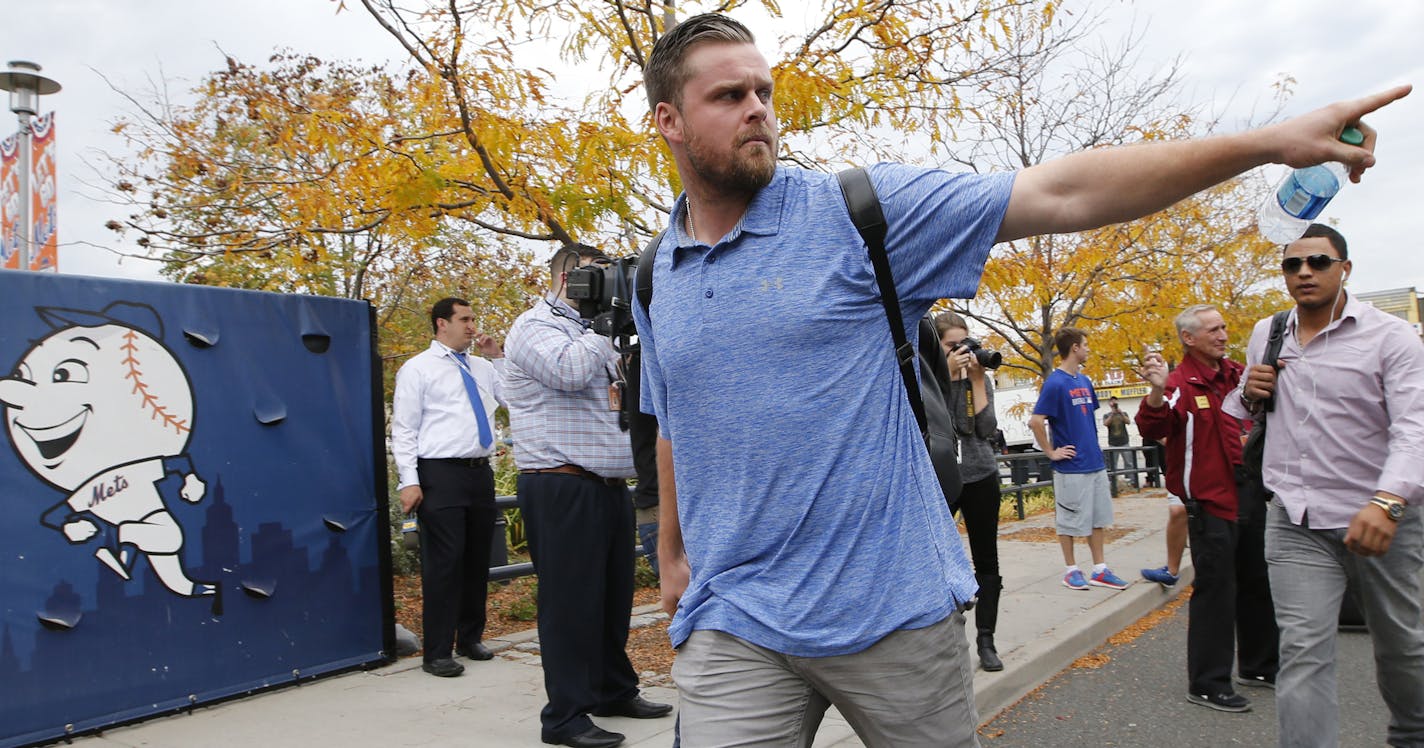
[480,446,1162,580]
[995,445,1160,519]
[483,494,647,583]
[488,495,531,583]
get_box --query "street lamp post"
[0,60,61,272]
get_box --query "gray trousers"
[672,612,979,748]
[1266,501,1424,747]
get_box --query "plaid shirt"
[502,295,634,478]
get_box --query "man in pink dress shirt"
[1224,223,1424,747]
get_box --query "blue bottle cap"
[1340,126,1364,146]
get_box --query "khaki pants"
[672,612,979,747]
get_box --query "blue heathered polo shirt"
[634,163,1014,657]
[1032,369,1106,474]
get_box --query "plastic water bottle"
[1256,127,1363,244]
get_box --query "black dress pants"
[415,458,496,663]
[517,472,639,742]
[1185,495,1278,694]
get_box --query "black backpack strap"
[635,230,664,319]
[836,167,927,435]
[1260,310,1290,413]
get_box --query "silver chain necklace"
[685,195,696,243]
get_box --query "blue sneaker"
[1141,566,1179,589]
[1090,568,1129,590]
[1063,569,1089,590]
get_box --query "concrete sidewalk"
[70,490,1190,748]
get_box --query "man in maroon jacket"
[1137,304,1278,713]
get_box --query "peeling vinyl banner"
[0,270,392,748]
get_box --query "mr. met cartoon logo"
[0,302,220,614]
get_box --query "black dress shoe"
[977,633,1004,672]
[592,695,674,719]
[421,658,465,677]
[457,641,494,661]
[544,726,625,748]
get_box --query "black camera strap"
[835,167,929,436]
[634,232,661,321]
[1260,310,1290,413]
[634,169,926,434]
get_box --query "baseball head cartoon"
[0,302,194,491]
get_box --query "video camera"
[565,254,639,346]
[954,337,1003,370]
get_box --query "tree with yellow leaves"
[100,53,544,390]
[99,0,1067,394]
[347,0,1060,252]
[100,2,1061,346]
[100,0,1288,394]
[934,6,1288,382]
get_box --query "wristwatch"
[1369,496,1407,522]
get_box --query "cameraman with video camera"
[503,243,672,748]
[562,242,664,577]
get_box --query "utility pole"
[0,60,61,271]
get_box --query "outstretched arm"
[996,85,1412,243]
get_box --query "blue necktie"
[450,352,494,449]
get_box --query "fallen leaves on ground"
[393,574,671,675]
[999,526,1133,543]
[1106,586,1189,646]
[1068,587,1189,669]
[1070,653,1112,669]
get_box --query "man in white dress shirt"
[391,297,505,677]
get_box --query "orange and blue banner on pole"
[30,112,57,272]
[0,132,17,269]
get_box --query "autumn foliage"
[100,0,1286,395]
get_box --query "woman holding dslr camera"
[934,311,1005,672]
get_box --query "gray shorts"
[672,613,980,747]
[1053,469,1113,536]
[1166,493,1184,507]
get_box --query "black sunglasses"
[1281,254,1346,273]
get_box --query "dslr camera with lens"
[954,337,1002,369]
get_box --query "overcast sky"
[3,0,1420,293]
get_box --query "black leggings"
[953,473,1003,635]
[955,474,1002,578]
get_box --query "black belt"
[521,464,625,487]
[422,456,490,469]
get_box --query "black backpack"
[1241,310,1290,505]
[634,168,963,504]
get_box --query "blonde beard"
[684,132,777,196]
